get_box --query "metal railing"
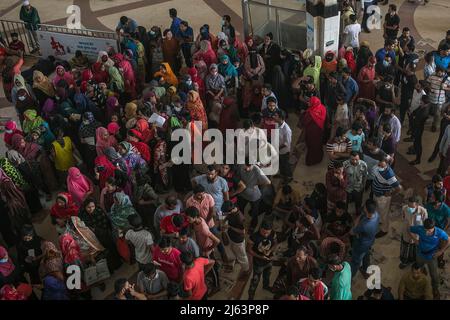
[0,19,119,57]
[242,0,307,50]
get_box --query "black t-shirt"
[250,231,277,266]
[326,210,353,235]
[227,210,245,243]
[385,14,400,39]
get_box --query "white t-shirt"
[125,229,154,264]
[344,23,361,48]
[410,89,426,113]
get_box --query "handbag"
[84,259,111,286]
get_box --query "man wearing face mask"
[372,157,401,238]
[400,196,428,269]
[411,218,450,299]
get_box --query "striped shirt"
[427,74,450,105]
[327,138,353,168]
[372,166,399,197]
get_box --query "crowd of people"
[0,0,450,301]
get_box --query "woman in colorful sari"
[193,40,217,69]
[153,134,170,192]
[195,59,208,81]
[32,70,55,109]
[96,126,117,157]
[186,90,208,131]
[9,134,55,200]
[0,157,42,217]
[3,120,23,150]
[50,192,79,234]
[162,29,180,74]
[11,74,35,106]
[205,64,226,109]
[15,89,37,125]
[52,65,75,88]
[92,60,109,84]
[67,167,94,206]
[124,102,138,129]
[79,198,122,272]
[108,65,125,95]
[154,62,178,87]
[22,109,44,135]
[188,67,206,103]
[135,118,155,144]
[302,96,327,166]
[39,241,64,282]
[109,192,137,231]
[118,141,148,173]
[0,167,32,238]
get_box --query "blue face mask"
[0,258,8,263]
[383,60,390,67]
[407,207,416,215]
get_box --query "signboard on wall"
[36,30,118,61]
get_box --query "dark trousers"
[279,153,293,179]
[351,244,371,277]
[248,262,272,299]
[413,126,425,161]
[347,190,364,216]
[400,93,412,124]
[238,197,261,229]
[181,44,193,68]
[400,236,416,265]
[210,226,225,255]
[437,153,450,177]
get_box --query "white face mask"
[5,129,13,134]
[18,96,26,101]
[174,106,182,112]
[0,257,8,263]
[83,120,90,125]
[186,80,193,86]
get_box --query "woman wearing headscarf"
[218,54,238,91]
[41,272,69,300]
[78,112,101,173]
[97,51,114,68]
[195,60,208,81]
[0,167,32,238]
[0,246,27,290]
[32,70,55,109]
[30,122,56,152]
[357,56,377,101]
[124,102,138,125]
[50,192,79,234]
[52,65,75,88]
[96,126,117,157]
[51,128,79,186]
[153,133,170,192]
[109,192,138,231]
[127,129,152,163]
[78,198,122,271]
[193,40,217,69]
[135,118,155,144]
[22,109,44,135]
[242,37,266,111]
[162,29,180,74]
[39,241,64,281]
[9,134,55,200]
[302,97,327,166]
[186,90,208,131]
[11,74,36,106]
[217,36,238,64]
[154,62,178,87]
[205,64,226,109]
[55,85,80,128]
[115,53,137,99]
[3,120,23,150]
[41,98,57,122]
[104,147,129,173]
[344,47,357,77]
[188,67,206,102]
[15,88,37,125]
[107,64,125,95]
[0,156,42,216]
[67,167,94,206]
[356,41,373,74]
[93,153,115,188]
[105,96,121,123]
[16,225,43,285]
[118,141,148,173]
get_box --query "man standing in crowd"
[343,152,368,216]
[19,0,40,53]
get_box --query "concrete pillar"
[306,0,322,53]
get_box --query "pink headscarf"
[52,65,75,87]
[107,122,120,135]
[0,246,15,277]
[96,127,115,156]
[66,167,92,206]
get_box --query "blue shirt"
[425,203,450,230]
[170,17,182,37]
[352,212,380,247]
[433,52,450,70]
[179,26,194,49]
[193,175,229,213]
[342,77,359,103]
[410,226,449,260]
[346,130,365,152]
[372,166,399,197]
[116,18,138,34]
[375,48,396,64]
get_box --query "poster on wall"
[36,30,118,61]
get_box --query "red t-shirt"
[160,213,189,235]
[444,176,450,207]
[152,246,182,281]
[183,257,209,300]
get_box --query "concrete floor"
[1,0,450,300]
